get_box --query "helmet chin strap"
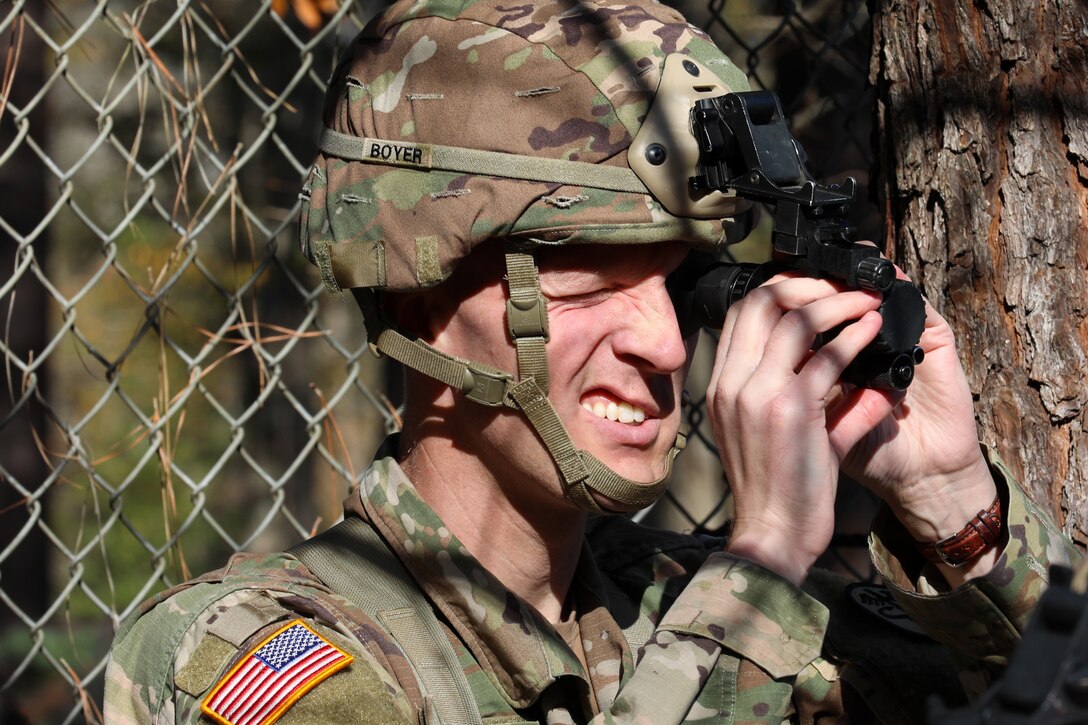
[502,250,686,514]
[360,250,686,513]
[506,375,686,513]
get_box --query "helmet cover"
[299,0,752,293]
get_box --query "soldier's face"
[421,241,694,510]
[535,242,694,498]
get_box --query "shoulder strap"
[290,517,483,725]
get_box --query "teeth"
[618,402,634,423]
[582,397,647,425]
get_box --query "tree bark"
[873,0,1088,547]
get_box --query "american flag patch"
[201,619,353,725]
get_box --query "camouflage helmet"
[299,0,751,512]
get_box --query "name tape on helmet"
[366,139,430,167]
[319,129,433,170]
[319,128,651,194]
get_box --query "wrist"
[892,450,1006,584]
[725,530,816,586]
[914,494,1002,565]
[889,453,996,543]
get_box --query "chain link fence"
[0,1,877,721]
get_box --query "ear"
[369,240,507,345]
[377,291,443,343]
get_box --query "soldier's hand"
[837,286,998,584]
[707,275,885,584]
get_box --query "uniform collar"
[343,439,626,710]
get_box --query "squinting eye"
[575,288,612,300]
[551,289,613,306]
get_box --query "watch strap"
[916,496,1003,567]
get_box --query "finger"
[853,240,915,284]
[914,290,959,358]
[709,285,776,401]
[753,290,882,386]
[791,309,883,399]
[715,277,848,391]
[711,295,778,396]
[827,385,902,458]
[716,274,847,359]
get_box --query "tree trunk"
[873,0,1088,547]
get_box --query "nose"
[610,275,691,375]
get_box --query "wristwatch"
[915,496,1003,567]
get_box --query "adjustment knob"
[856,257,896,292]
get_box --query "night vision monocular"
[666,90,926,391]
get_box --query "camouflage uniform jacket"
[106,446,1081,724]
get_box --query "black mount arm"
[680,90,925,390]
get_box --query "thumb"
[827,386,902,458]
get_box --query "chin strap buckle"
[505,251,551,392]
[462,365,514,407]
[506,294,549,341]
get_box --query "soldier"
[106,1,1083,723]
